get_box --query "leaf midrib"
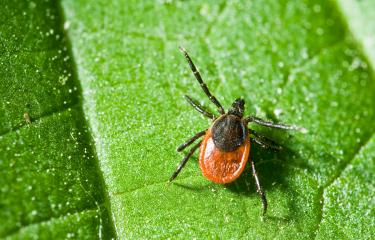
[56,2,119,239]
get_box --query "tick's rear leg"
[170,140,202,182]
[250,158,267,215]
[250,130,282,151]
[184,95,216,120]
[177,130,206,152]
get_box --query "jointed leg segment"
[250,158,267,215]
[177,130,206,152]
[184,95,216,119]
[250,130,282,151]
[179,47,225,114]
[245,116,296,130]
[170,140,202,182]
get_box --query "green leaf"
[60,0,375,238]
[2,0,374,239]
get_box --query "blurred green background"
[1,0,374,239]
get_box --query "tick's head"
[228,98,245,117]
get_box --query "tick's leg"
[250,158,267,215]
[245,116,297,130]
[250,129,282,151]
[184,95,216,120]
[170,140,202,182]
[177,130,206,152]
[179,47,225,114]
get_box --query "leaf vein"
[3,207,99,239]
[0,101,79,137]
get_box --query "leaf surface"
[2,0,374,239]
[60,0,375,238]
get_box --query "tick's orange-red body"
[199,128,250,184]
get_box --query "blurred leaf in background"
[1,0,374,239]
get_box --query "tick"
[170,47,299,215]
